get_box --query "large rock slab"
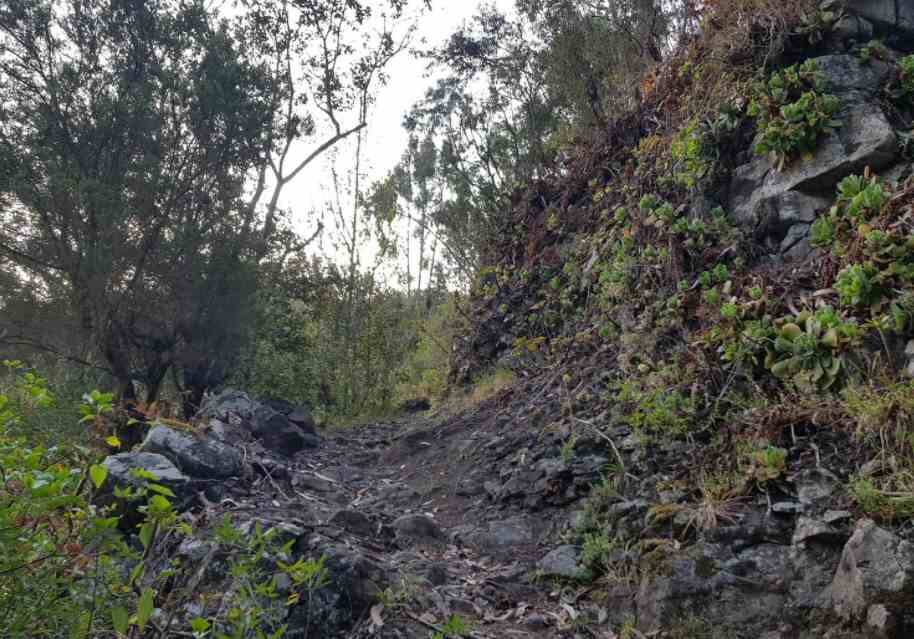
[140,424,243,479]
[98,452,194,528]
[830,519,914,621]
[198,389,259,423]
[391,514,445,543]
[537,545,584,579]
[285,545,388,639]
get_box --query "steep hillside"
[436,0,914,635]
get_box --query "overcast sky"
[277,1,515,247]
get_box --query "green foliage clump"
[844,380,914,521]
[671,120,713,189]
[765,308,861,391]
[617,377,695,439]
[748,60,841,169]
[850,476,914,521]
[858,40,890,64]
[894,54,914,103]
[0,362,328,638]
[835,263,882,307]
[811,174,889,252]
[431,615,469,639]
[395,299,462,405]
[812,174,914,330]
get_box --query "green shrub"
[835,263,882,307]
[858,40,890,64]
[0,362,323,638]
[748,60,841,169]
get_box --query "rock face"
[826,0,914,50]
[391,514,444,543]
[251,404,320,456]
[729,54,899,260]
[830,519,914,621]
[139,425,242,479]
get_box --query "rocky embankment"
[100,386,912,639]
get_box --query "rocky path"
[270,413,598,639]
[108,390,607,639]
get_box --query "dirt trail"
[300,409,584,638]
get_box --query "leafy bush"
[748,60,841,169]
[811,174,889,253]
[1,362,327,638]
[858,40,890,64]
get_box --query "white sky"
[277,1,515,252]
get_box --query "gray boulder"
[198,389,259,423]
[329,509,375,537]
[98,452,193,528]
[391,514,444,543]
[830,519,914,621]
[288,406,317,435]
[251,405,320,455]
[102,452,191,497]
[285,545,388,639]
[199,389,319,455]
[537,545,584,579]
[636,542,791,635]
[463,516,539,559]
[140,425,242,479]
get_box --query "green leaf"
[89,464,108,490]
[770,359,792,379]
[140,522,156,550]
[190,617,211,633]
[780,323,803,340]
[137,588,155,632]
[131,468,160,481]
[129,561,145,586]
[148,483,176,498]
[147,494,172,514]
[112,607,130,635]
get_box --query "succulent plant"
[765,308,859,390]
